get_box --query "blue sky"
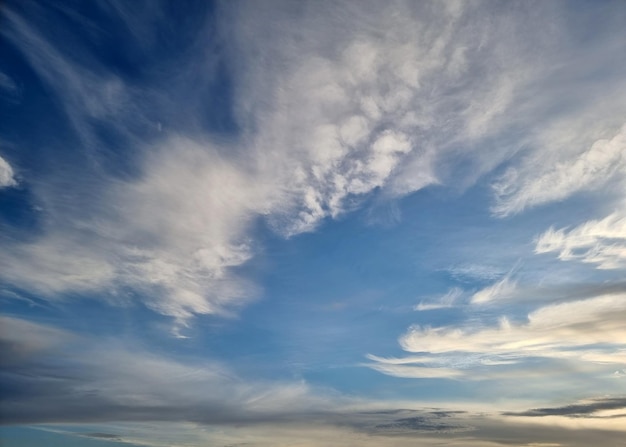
[1,0,626,446]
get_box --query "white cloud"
[492,121,626,217]
[369,293,626,380]
[1,234,117,295]
[415,287,462,311]
[366,355,464,379]
[0,154,17,188]
[231,0,569,234]
[471,276,517,304]
[403,294,626,355]
[0,139,268,322]
[535,211,626,270]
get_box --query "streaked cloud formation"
[415,287,462,311]
[371,292,626,379]
[536,211,626,269]
[1,0,626,446]
[493,123,626,217]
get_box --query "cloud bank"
[2,316,625,447]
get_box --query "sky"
[1,0,626,446]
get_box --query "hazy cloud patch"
[0,155,17,188]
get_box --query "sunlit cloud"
[370,292,626,381]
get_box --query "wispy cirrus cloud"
[535,211,626,270]
[471,275,517,304]
[492,122,626,217]
[415,287,463,311]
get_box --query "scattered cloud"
[471,276,517,304]
[535,211,626,269]
[415,287,463,311]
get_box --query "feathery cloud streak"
[536,212,626,270]
[370,291,626,381]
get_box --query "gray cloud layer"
[504,397,626,418]
[2,316,625,447]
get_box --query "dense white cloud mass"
[0,155,17,188]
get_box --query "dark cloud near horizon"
[373,416,470,433]
[503,397,626,417]
[2,316,625,447]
